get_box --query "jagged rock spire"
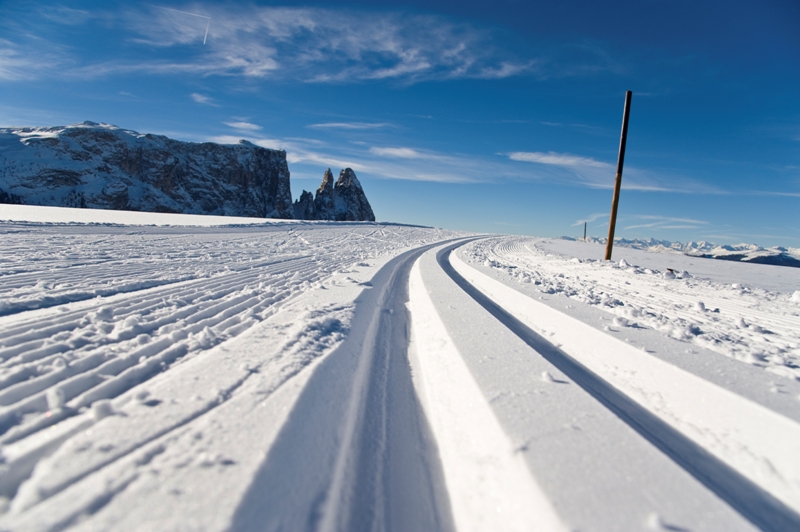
[333,168,375,222]
[291,167,375,222]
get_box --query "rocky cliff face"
[293,167,375,222]
[0,122,293,218]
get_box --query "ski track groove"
[0,223,462,515]
[440,240,800,531]
[5,224,794,530]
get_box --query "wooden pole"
[604,91,632,261]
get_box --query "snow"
[1,206,800,530]
[0,203,293,226]
[451,248,800,513]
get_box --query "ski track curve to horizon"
[1,219,799,531]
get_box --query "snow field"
[0,203,283,228]
[450,249,800,514]
[0,220,464,529]
[466,237,800,380]
[2,206,799,531]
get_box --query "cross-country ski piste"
[1,205,799,531]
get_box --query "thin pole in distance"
[604,91,633,261]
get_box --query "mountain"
[563,236,800,268]
[0,122,295,218]
[293,167,376,222]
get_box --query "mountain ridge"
[0,122,375,222]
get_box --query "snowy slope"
[1,207,800,531]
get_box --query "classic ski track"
[0,224,463,512]
[438,240,800,531]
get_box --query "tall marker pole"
[604,91,633,261]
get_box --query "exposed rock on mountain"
[293,167,376,222]
[291,190,316,221]
[0,122,293,218]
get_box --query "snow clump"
[91,400,114,420]
[792,291,800,303]
[46,387,66,410]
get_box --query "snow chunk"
[792,291,800,303]
[91,399,114,420]
[46,387,66,410]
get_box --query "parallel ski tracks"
[437,240,800,532]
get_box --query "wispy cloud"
[308,122,392,130]
[0,39,69,81]
[369,146,443,160]
[572,213,608,226]
[190,93,215,105]
[540,121,611,136]
[88,6,534,83]
[224,121,261,131]
[747,190,800,198]
[622,215,709,231]
[506,150,724,193]
[507,151,611,168]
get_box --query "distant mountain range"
[563,236,800,268]
[0,122,374,222]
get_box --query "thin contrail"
[146,4,211,44]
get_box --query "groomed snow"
[0,204,294,227]
[1,206,799,531]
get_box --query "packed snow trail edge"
[228,239,469,532]
[437,241,800,532]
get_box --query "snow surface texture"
[0,208,464,530]
[568,236,800,268]
[2,206,800,531]
[465,237,800,381]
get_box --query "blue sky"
[1,0,798,246]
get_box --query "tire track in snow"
[438,241,800,532]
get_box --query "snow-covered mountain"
[565,236,800,268]
[0,122,374,222]
[293,168,375,222]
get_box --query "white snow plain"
[1,206,799,531]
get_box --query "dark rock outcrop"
[292,190,316,220]
[292,167,375,222]
[0,122,293,218]
[332,168,375,221]
[314,168,336,220]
